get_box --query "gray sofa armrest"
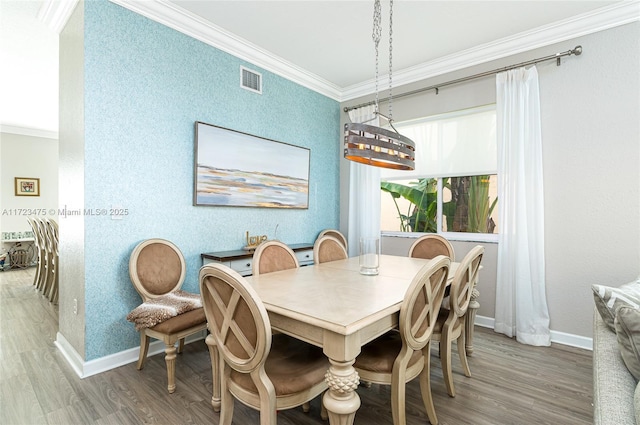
[593,308,637,425]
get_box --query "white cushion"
[615,306,640,381]
[592,279,640,331]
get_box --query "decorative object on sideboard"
[343,0,415,171]
[243,231,268,251]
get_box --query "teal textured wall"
[82,0,340,360]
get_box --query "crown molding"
[341,1,640,101]
[37,0,79,34]
[109,0,343,101]
[0,125,58,140]
[105,1,639,102]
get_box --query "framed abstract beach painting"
[194,122,310,209]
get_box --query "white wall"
[0,131,59,233]
[58,1,86,359]
[541,23,640,339]
[341,22,640,343]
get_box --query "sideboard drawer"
[230,258,254,276]
[295,249,313,266]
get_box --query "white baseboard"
[55,330,207,379]
[474,315,495,329]
[474,315,593,351]
[549,329,593,351]
[56,316,593,379]
[54,332,85,377]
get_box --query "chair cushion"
[433,307,465,336]
[230,334,328,396]
[615,306,640,380]
[151,307,206,334]
[354,331,423,374]
[593,279,640,331]
[127,290,202,331]
[433,309,448,334]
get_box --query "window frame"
[380,105,499,243]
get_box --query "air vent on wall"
[241,66,262,94]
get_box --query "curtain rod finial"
[573,46,582,56]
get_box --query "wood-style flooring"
[0,267,593,424]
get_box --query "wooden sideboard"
[201,242,314,276]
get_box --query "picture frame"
[14,177,40,196]
[194,122,310,209]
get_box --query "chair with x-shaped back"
[199,263,328,424]
[354,256,450,425]
[432,245,484,398]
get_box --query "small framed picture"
[15,177,40,196]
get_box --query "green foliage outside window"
[381,176,497,234]
[381,179,437,232]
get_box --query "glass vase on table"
[359,237,380,275]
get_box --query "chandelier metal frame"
[343,0,416,171]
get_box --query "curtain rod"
[343,45,583,113]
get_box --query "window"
[380,105,498,241]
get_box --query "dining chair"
[313,235,348,264]
[250,239,303,397]
[26,217,44,289]
[408,234,455,261]
[252,240,299,276]
[44,219,59,304]
[32,218,49,293]
[432,245,484,398]
[199,263,329,424]
[317,229,348,252]
[127,238,207,393]
[40,219,57,302]
[354,256,451,425]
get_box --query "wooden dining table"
[207,254,460,425]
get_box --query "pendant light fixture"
[344,0,415,171]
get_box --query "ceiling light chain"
[373,0,382,115]
[343,0,416,171]
[388,0,393,122]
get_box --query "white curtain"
[494,66,551,346]
[347,105,381,257]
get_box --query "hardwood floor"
[0,267,593,424]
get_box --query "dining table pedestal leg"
[323,358,361,425]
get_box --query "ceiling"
[1,0,634,134]
[170,0,619,88]
[1,0,59,135]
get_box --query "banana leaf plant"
[382,175,497,234]
[447,176,497,233]
[381,179,437,232]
